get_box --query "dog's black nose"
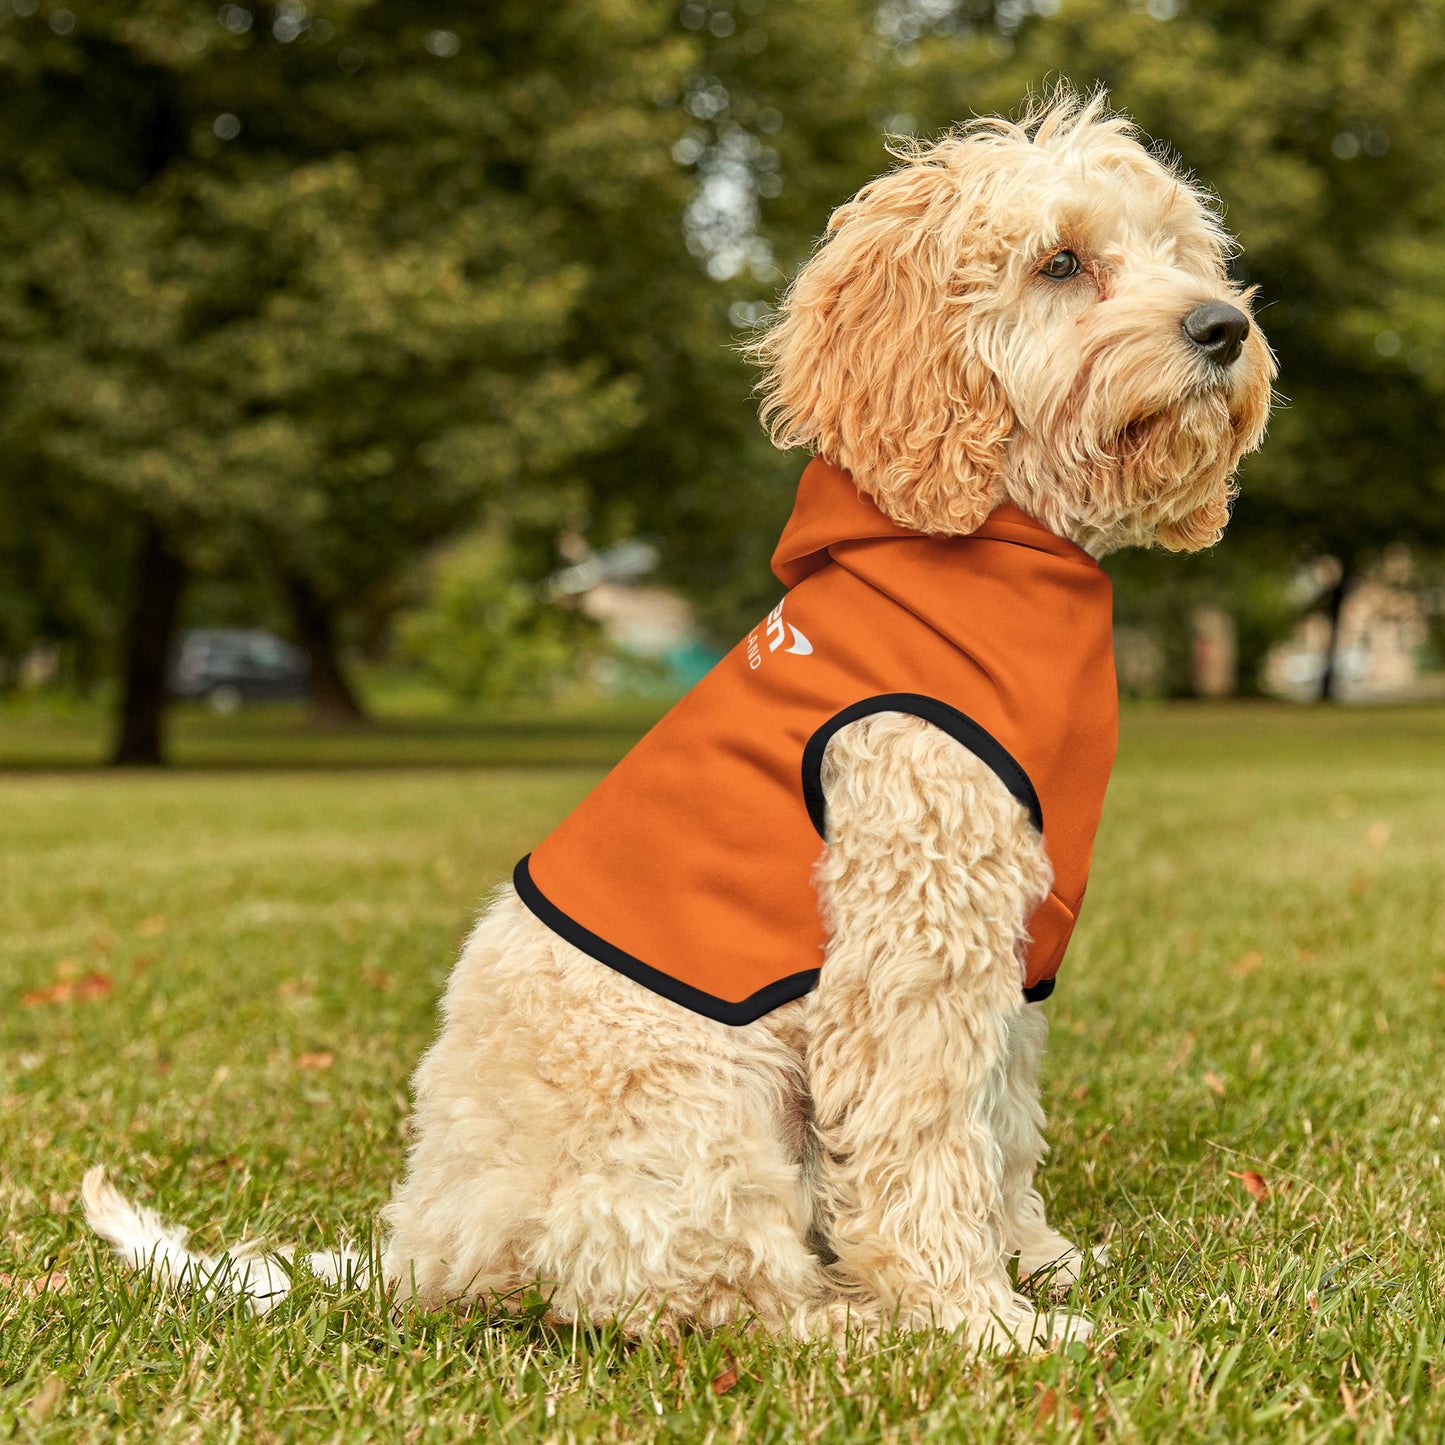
[1182,302,1250,367]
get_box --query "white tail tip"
[81,1165,368,1314]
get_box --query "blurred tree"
[1107,539,1302,695]
[0,0,907,752]
[0,0,695,758]
[395,531,599,705]
[573,0,891,637]
[0,451,129,694]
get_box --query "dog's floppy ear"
[749,149,1012,535]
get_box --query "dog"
[85,90,1274,1351]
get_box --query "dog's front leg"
[806,713,1089,1350]
[994,1005,1101,1289]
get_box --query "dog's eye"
[1040,250,1081,280]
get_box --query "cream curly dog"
[85,92,1273,1351]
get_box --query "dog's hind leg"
[804,713,1091,1350]
[383,890,832,1336]
[512,983,834,1339]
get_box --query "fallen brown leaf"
[138,915,167,937]
[21,983,68,1006]
[21,972,113,1007]
[1433,974,1445,990]
[0,1268,70,1299]
[711,1357,740,1396]
[1228,1169,1268,1201]
[361,969,394,992]
[1034,1385,1058,1424]
[295,1051,334,1071]
[1204,1070,1227,1098]
[1232,950,1263,977]
[1070,1083,1090,1103]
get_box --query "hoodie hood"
[771,457,1097,589]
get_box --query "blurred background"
[2,0,1444,766]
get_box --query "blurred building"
[548,541,721,689]
[1262,549,1440,701]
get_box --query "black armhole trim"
[802,694,1053,1005]
[513,856,821,1027]
[800,693,1044,839]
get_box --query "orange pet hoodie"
[516,458,1119,1025]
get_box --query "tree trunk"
[112,524,187,766]
[281,571,366,725]
[1317,556,1355,703]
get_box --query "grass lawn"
[2,701,1444,1441]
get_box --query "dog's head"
[750,90,1275,554]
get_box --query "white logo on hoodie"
[747,601,813,670]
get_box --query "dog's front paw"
[1031,1307,1093,1349]
[972,1295,1093,1353]
[1018,1240,1110,1293]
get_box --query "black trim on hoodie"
[513,855,821,1027]
[802,693,1055,1005]
[800,693,1044,837]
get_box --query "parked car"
[169,629,310,712]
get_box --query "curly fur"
[84,88,1272,1353]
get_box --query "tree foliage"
[3,0,1443,736]
[0,0,705,752]
[396,532,600,705]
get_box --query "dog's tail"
[81,1165,368,1315]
